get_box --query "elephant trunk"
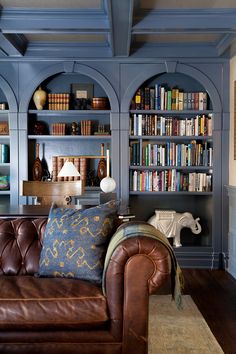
[190,217,202,234]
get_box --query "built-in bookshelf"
[123,70,219,266]
[0,109,10,204]
[26,72,114,195]
[129,111,213,194]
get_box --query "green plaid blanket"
[102,221,184,309]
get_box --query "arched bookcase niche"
[18,62,120,205]
[0,75,18,205]
[121,61,222,116]
[120,61,225,268]
[19,62,119,113]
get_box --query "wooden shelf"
[129,191,213,195]
[130,110,213,114]
[0,190,10,195]
[28,109,111,115]
[28,135,111,140]
[129,135,212,141]
[129,165,212,171]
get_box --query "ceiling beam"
[216,34,236,56]
[107,0,134,57]
[0,9,109,33]
[0,33,26,56]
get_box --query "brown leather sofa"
[0,217,172,354]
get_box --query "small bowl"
[91,97,110,110]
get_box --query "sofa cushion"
[38,201,117,284]
[0,276,109,330]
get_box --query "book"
[52,156,58,181]
[0,122,9,135]
[1,144,9,163]
[178,91,184,110]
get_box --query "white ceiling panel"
[140,0,236,9]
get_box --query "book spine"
[80,158,87,184]
[57,157,64,181]
[52,156,58,181]
[1,144,9,163]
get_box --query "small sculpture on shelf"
[87,169,100,187]
[74,98,91,110]
[0,103,7,110]
[71,122,78,135]
[148,210,202,247]
[94,124,110,135]
[33,121,48,135]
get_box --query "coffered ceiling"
[0,0,236,59]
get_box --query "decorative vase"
[33,86,47,110]
[32,143,43,181]
[97,143,107,181]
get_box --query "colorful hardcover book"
[178,91,184,110]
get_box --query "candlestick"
[106,149,110,177]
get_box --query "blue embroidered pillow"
[38,200,117,284]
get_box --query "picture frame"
[71,83,94,100]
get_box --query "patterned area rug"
[149,295,224,354]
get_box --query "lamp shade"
[58,161,80,178]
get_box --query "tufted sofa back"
[0,218,47,275]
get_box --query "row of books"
[48,93,70,110]
[52,156,87,182]
[130,170,212,192]
[81,120,92,135]
[130,141,213,167]
[131,86,208,111]
[130,114,213,136]
[51,123,66,135]
[0,144,9,163]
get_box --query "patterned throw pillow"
[38,200,117,284]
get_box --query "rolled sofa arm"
[103,221,175,354]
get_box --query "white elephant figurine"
[148,210,201,247]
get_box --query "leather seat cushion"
[0,276,109,330]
